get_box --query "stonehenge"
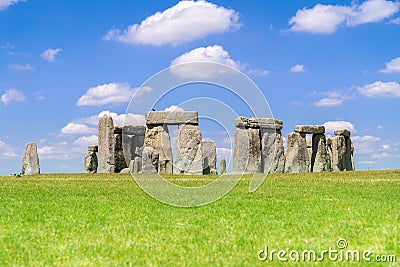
[88,112,355,175]
[22,142,40,175]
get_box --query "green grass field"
[0,170,399,266]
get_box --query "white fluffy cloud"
[352,135,381,155]
[0,140,18,159]
[323,121,356,135]
[246,68,269,77]
[104,0,240,46]
[312,90,353,107]
[164,105,185,112]
[0,0,25,10]
[379,57,400,73]
[357,81,400,98]
[170,45,240,79]
[74,135,98,147]
[40,48,62,63]
[61,123,97,135]
[289,0,400,34]
[77,82,136,106]
[1,88,26,105]
[290,64,305,73]
[8,63,34,71]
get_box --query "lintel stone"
[294,125,325,134]
[145,111,198,125]
[334,129,351,138]
[234,116,283,130]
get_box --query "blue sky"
[0,0,399,175]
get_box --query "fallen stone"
[120,168,130,173]
[141,146,159,173]
[284,132,309,173]
[145,111,198,125]
[22,142,40,175]
[294,125,325,134]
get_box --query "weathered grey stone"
[234,116,283,130]
[233,127,261,173]
[123,134,145,163]
[129,160,135,173]
[122,125,146,136]
[284,132,309,173]
[141,146,159,173]
[201,140,217,174]
[260,128,285,173]
[114,133,127,173]
[186,147,204,175]
[311,134,332,172]
[98,115,115,173]
[144,125,173,162]
[120,168,130,173]
[294,125,325,134]
[88,146,98,152]
[220,158,227,174]
[329,136,346,172]
[334,129,351,138]
[344,138,353,171]
[22,142,40,175]
[158,159,173,174]
[130,157,142,174]
[210,169,218,175]
[145,111,198,125]
[113,126,123,134]
[174,124,202,174]
[84,151,98,173]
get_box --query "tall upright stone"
[141,146,159,173]
[311,134,331,172]
[220,158,227,174]
[260,126,285,174]
[98,115,115,173]
[84,146,98,173]
[329,135,346,171]
[144,125,173,164]
[201,140,217,175]
[334,129,354,171]
[233,127,261,173]
[114,133,127,173]
[22,142,40,175]
[174,124,202,174]
[284,132,309,173]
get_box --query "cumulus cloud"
[164,105,185,112]
[104,0,240,46]
[323,121,356,134]
[61,123,97,135]
[40,48,62,63]
[289,0,400,34]
[379,57,400,73]
[352,135,381,155]
[357,81,400,98]
[1,88,26,105]
[371,152,392,158]
[170,45,240,79]
[0,0,25,11]
[247,68,269,77]
[74,135,98,147]
[77,82,136,106]
[290,64,305,73]
[0,140,18,159]
[312,90,353,107]
[75,110,145,127]
[8,63,34,71]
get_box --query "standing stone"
[141,146,159,173]
[307,140,313,172]
[311,134,331,172]
[114,133,127,173]
[186,147,204,175]
[260,128,285,173]
[174,124,202,174]
[201,140,217,175]
[144,125,173,163]
[84,146,98,173]
[22,142,40,175]
[130,157,142,174]
[330,135,346,171]
[233,127,261,173]
[159,160,173,174]
[284,132,309,173]
[98,115,115,173]
[220,158,227,174]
